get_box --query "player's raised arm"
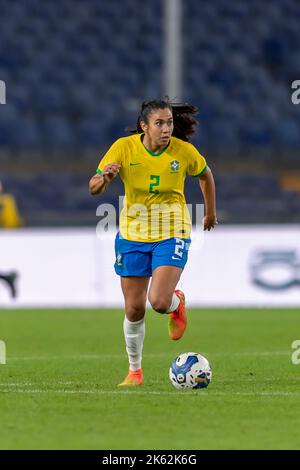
[89,163,120,195]
[198,166,218,231]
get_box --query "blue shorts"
[114,232,191,277]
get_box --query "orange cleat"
[168,290,187,340]
[117,368,143,387]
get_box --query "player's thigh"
[148,265,183,309]
[148,237,189,309]
[121,276,150,321]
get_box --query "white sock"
[166,293,180,313]
[123,317,145,371]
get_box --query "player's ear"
[140,120,148,133]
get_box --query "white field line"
[7,351,291,361]
[2,375,300,389]
[0,388,300,397]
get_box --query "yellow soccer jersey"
[96,134,207,242]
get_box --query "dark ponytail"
[171,102,198,142]
[128,98,198,142]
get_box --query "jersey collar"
[139,134,171,157]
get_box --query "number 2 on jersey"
[149,175,160,194]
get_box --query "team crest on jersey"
[170,160,179,172]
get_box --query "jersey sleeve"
[96,139,124,175]
[186,144,207,177]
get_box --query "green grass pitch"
[0,308,299,450]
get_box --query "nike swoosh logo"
[130,162,142,166]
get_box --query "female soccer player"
[89,99,217,386]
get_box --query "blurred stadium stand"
[0,0,299,225]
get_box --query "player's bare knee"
[148,296,169,314]
[125,304,145,322]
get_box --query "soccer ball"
[169,352,212,389]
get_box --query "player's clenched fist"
[89,163,120,195]
[102,163,120,182]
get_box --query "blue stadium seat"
[43,116,74,149]
[10,118,42,148]
[76,118,106,147]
